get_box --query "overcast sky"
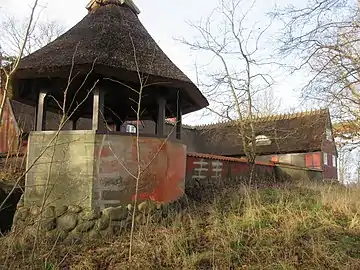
[0,0,309,124]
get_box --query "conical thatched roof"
[14,1,208,114]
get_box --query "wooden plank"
[92,88,105,131]
[36,90,48,131]
[156,97,165,136]
[176,94,182,140]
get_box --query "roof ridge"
[193,108,328,130]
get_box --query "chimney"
[86,0,140,15]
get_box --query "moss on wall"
[25,131,96,210]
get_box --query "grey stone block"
[80,209,101,221]
[55,206,68,217]
[68,205,82,213]
[103,206,128,221]
[76,221,95,233]
[57,213,78,232]
[96,214,110,230]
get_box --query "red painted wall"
[0,99,20,155]
[186,153,275,183]
[322,137,338,180]
[93,135,187,209]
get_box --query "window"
[126,124,136,134]
[255,135,271,146]
[332,155,337,167]
[326,127,332,141]
[305,153,321,169]
[323,153,328,166]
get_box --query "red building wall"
[322,135,338,180]
[186,153,275,184]
[186,152,325,191]
[0,99,21,155]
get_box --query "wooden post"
[36,90,48,131]
[92,88,105,131]
[156,97,166,136]
[72,117,78,130]
[176,95,182,140]
[115,120,122,131]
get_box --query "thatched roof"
[14,1,208,114]
[193,109,334,156]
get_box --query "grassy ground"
[0,155,26,185]
[1,181,360,269]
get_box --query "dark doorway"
[0,185,22,235]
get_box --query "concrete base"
[24,131,186,211]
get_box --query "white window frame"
[326,127,332,141]
[254,135,271,146]
[323,152,328,166]
[332,155,337,167]
[126,124,136,134]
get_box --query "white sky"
[0,0,307,124]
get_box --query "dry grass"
[0,155,26,185]
[1,181,360,269]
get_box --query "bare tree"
[0,17,65,56]
[0,17,65,57]
[274,0,360,183]
[180,0,277,181]
[0,0,65,124]
[276,0,360,139]
[252,88,281,117]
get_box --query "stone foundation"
[12,198,161,242]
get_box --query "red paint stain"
[100,146,112,158]
[127,139,185,204]
[132,192,155,201]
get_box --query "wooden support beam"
[115,120,122,131]
[92,88,105,131]
[36,90,48,131]
[156,97,166,136]
[72,117,78,130]
[176,94,182,140]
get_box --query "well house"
[0,0,338,237]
